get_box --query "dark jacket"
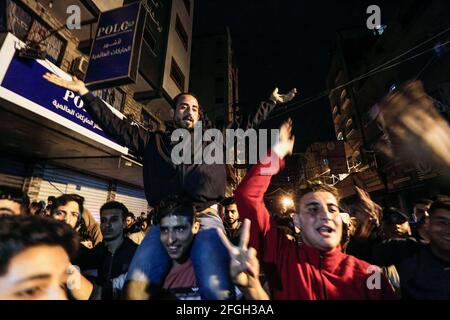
[373,238,450,299]
[224,221,243,246]
[81,93,276,211]
[346,231,383,264]
[89,237,138,300]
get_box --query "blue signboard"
[1,54,118,143]
[84,2,145,90]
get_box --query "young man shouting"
[234,119,396,300]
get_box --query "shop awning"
[0,32,144,187]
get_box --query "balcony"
[341,98,351,113]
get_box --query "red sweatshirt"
[235,154,396,300]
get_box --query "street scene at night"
[0,0,449,308]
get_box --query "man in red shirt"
[234,119,396,300]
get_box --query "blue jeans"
[126,213,235,300]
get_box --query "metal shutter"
[0,157,26,189]
[38,166,109,222]
[115,184,148,216]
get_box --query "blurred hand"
[217,219,268,299]
[378,81,450,167]
[43,73,89,96]
[66,264,93,300]
[270,87,297,104]
[352,186,382,239]
[273,118,295,159]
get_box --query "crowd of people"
[0,74,449,300]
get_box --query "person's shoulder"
[123,237,139,250]
[373,237,422,265]
[375,237,422,252]
[341,252,377,274]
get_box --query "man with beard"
[222,197,243,246]
[43,72,296,299]
[373,200,450,299]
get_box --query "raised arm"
[235,88,297,130]
[43,73,150,156]
[234,119,295,253]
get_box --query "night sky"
[193,0,402,151]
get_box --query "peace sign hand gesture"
[217,219,269,300]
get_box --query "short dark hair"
[429,200,450,216]
[126,211,135,219]
[153,198,197,225]
[414,198,433,206]
[222,197,236,207]
[100,201,129,221]
[0,215,79,276]
[297,181,340,204]
[51,194,84,226]
[172,92,200,109]
[30,201,45,215]
[0,186,30,215]
[47,196,57,203]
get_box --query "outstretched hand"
[217,219,268,299]
[270,87,297,104]
[378,81,450,167]
[43,72,89,96]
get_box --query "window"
[27,20,66,64]
[143,18,157,55]
[93,88,125,112]
[182,0,191,15]
[170,58,185,91]
[175,15,188,50]
[4,0,66,64]
[5,0,32,40]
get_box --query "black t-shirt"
[373,238,450,299]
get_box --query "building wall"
[162,0,193,97]
[190,30,238,128]
[92,0,123,11]
[3,0,162,200]
[17,0,160,130]
[327,0,450,201]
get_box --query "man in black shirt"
[373,200,450,299]
[84,201,138,299]
[222,197,243,246]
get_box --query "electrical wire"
[267,37,450,120]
